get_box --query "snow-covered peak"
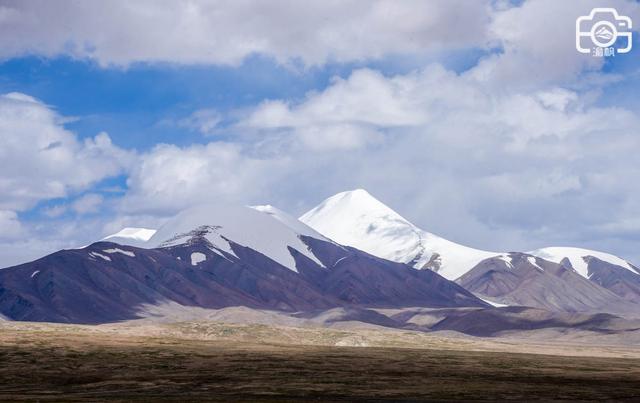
[529,247,639,279]
[301,189,411,227]
[300,189,422,263]
[147,204,324,273]
[251,204,330,241]
[103,227,157,243]
[300,189,497,280]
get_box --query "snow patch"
[527,256,544,271]
[191,252,206,266]
[30,270,40,278]
[103,227,156,242]
[497,255,514,269]
[103,248,135,257]
[477,296,509,308]
[530,247,638,279]
[89,252,111,261]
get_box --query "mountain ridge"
[2,190,639,323]
[300,189,640,315]
[0,202,486,323]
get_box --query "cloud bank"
[0,0,491,66]
[0,0,639,267]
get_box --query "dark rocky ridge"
[0,235,486,324]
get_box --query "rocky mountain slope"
[301,189,640,316]
[0,204,485,323]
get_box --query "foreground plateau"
[1,316,640,401]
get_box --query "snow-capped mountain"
[301,189,640,315]
[300,189,497,280]
[0,201,485,323]
[529,247,640,305]
[457,252,640,316]
[102,227,157,247]
[2,189,638,323]
[529,247,640,279]
[145,204,327,273]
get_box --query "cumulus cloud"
[1,0,637,83]
[0,92,134,265]
[120,142,289,214]
[42,204,67,218]
[0,210,25,241]
[0,93,134,211]
[178,108,222,136]
[472,0,640,87]
[0,0,491,66]
[243,65,632,153]
[1,0,640,267]
[71,194,104,215]
[243,67,458,150]
[0,214,133,268]
[116,64,640,262]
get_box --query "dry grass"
[1,320,640,401]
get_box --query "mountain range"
[301,189,640,316]
[0,189,638,330]
[0,203,484,323]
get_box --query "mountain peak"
[301,189,410,227]
[300,189,425,266]
[147,203,326,273]
[329,188,385,204]
[341,188,374,197]
[301,189,497,280]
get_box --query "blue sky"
[0,48,491,149]
[0,0,639,267]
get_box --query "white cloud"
[243,65,635,154]
[114,64,640,262]
[120,142,288,214]
[3,61,639,265]
[243,66,472,150]
[0,92,134,211]
[2,0,637,83]
[72,194,104,215]
[178,108,222,135]
[536,89,578,112]
[2,0,640,268]
[0,210,25,241]
[247,69,430,128]
[0,214,129,268]
[42,205,67,218]
[0,0,491,66]
[471,0,640,88]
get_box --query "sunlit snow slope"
[300,189,497,280]
[146,204,325,273]
[103,227,157,242]
[530,247,640,279]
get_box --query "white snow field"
[146,204,326,273]
[301,189,497,280]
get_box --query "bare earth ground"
[1,318,640,401]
